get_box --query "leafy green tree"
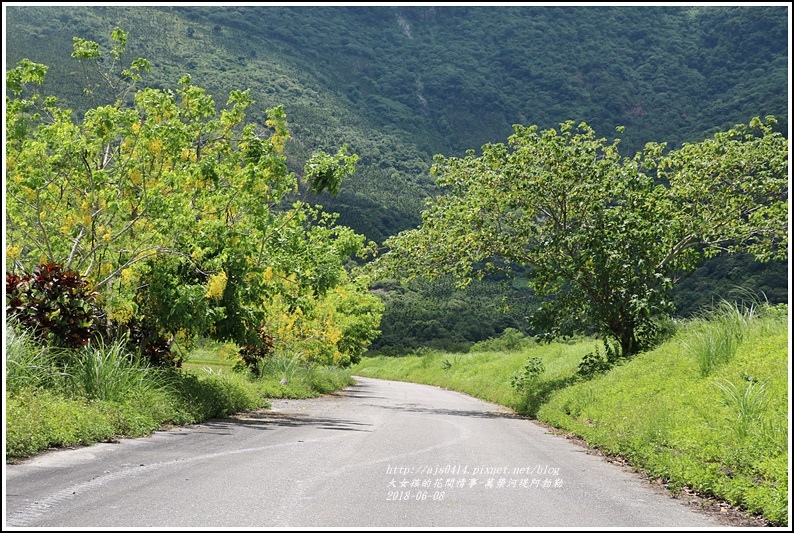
[6,28,381,364]
[372,119,787,358]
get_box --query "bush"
[125,317,181,368]
[6,263,98,348]
[577,346,612,378]
[510,356,545,393]
[471,328,532,352]
[577,340,618,378]
[237,325,276,376]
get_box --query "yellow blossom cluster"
[204,271,228,300]
[6,245,22,260]
[107,298,136,324]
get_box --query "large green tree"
[372,119,788,357]
[6,28,383,365]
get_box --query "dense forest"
[4,5,789,352]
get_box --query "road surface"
[6,376,723,527]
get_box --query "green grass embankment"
[5,333,354,461]
[352,304,789,526]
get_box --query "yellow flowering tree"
[260,267,384,366]
[6,28,382,365]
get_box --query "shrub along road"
[6,377,723,528]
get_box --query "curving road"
[6,376,722,527]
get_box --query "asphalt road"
[5,376,723,528]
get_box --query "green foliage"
[6,28,383,367]
[4,7,787,354]
[5,319,358,460]
[510,356,545,393]
[577,344,614,379]
[373,118,787,359]
[656,116,788,263]
[304,145,358,196]
[370,276,537,354]
[330,277,386,365]
[6,6,787,249]
[471,328,533,352]
[5,57,48,94]
[6,263,99,348]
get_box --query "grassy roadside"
[352,303,789,526]
[5,331,354,461]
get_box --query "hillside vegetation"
[5,5,788,239]
[5,6,787,353]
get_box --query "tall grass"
[65,338,168,401]
[683,299,757,376]
[6,325,271,459]
[253,350,304,383]
[714,377,769,440]
[248,351,355,398]
[6,321,359,460]
[6,325,65,393]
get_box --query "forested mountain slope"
[5,5,787,237]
